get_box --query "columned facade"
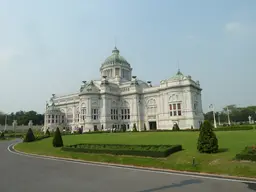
[43,47,204,133]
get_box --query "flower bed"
[62,144,182,158]
[235,145,256,162]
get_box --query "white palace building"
[43,47,204,133]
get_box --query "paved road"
[1,140,255,192]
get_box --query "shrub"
[62,144,182,158]
[0,131,5,140]
[78,128,83,134]
[23,128,36,142]
[172,123,180,131]
[235,146,256,162]
[132,123,137,132]
[120,124,126,132]
[197,120,219,153]
[52,127,63,147]
[45,129,50,136]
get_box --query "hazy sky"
[0,0,255,114]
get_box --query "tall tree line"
[204,105,256,124]
[0,110,44,126]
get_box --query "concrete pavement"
[0,140,255,192]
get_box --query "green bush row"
[235,154,256,162]
[235,146,256,162]
[35,135,50,141]
[62,144,182,158]
[5,133,25,138]
[214,126,254,131]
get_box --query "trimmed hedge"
[5,133,24,138]
[62,144,182,158]
[235,146,256,162]
[214,126,253,131]
[36,135,50,141]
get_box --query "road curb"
[10,141,256,183]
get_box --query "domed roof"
[101,47,130,67]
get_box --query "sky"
[0,0,255,114]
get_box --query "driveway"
[0,140,255,192]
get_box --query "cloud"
[224,22,255,37]
[0,49,21,64]
[186,35,196,40]
[224,22,245,35]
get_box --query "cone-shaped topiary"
[172,123,180,131]
[132,123,137,132]
[0,131,5,139]
[45,129,50,136]
[23,128,35,142]
[197,120,219,153]
[52,127,63,147]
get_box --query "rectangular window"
[111,108,118,120]
[121,108,130,120]
[169,103,182,117]
[81,107,86,120]
[91,108,99,120]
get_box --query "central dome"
[101,47,130,67]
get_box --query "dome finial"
[176,60,182,75]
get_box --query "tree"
[197,120,219,153]
[52,127,63,147]
[23,128,35,142]
[132,123,137,132]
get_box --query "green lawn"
[15,131,256,178]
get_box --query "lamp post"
[4,114,8,132]
[218,112,221,126]
[12,120,17,137]
[227,107,231,126]
[209,104,217,128]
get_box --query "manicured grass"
[15,131,256,178]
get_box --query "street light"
[209,104,217,128]
[226,107,231,126]
[218,112,221,126]
[4,114,8,132]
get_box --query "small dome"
[101,47,130,67]
[168,69,185,81]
